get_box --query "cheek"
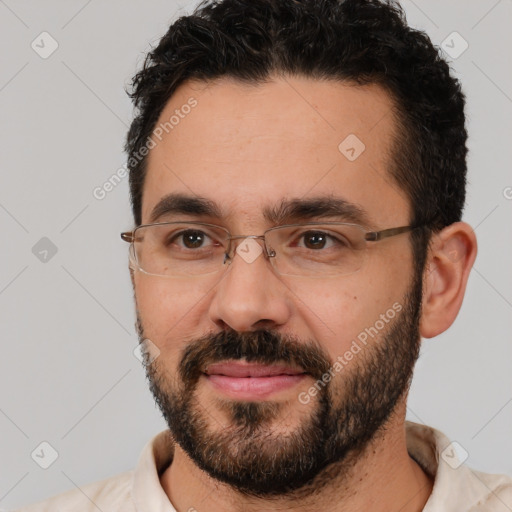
[134,275,212,348]
[293,266,409,362]
[289,281,369,358]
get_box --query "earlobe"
[419,222,478,339]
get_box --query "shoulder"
[405,421,512,511]
[466,468,512,511]
[13,470,134,512]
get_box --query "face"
[132,76,422,497]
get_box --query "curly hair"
[125,0,467,270]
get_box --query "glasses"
[121,221,420,278]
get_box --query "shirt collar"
[131,421,511,511]
[131,429,176,511]
[406,421,512,511]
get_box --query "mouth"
[203,361,308,400]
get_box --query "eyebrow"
[149,193,222,223]
[148,192,372,227]
[264,195,371,227]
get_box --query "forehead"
[142,75,410,228]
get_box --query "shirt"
[14,420,512,511]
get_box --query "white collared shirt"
[14,421,512,511]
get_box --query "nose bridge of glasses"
[225,234,274,262]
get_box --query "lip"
[205,362,306,378]
[203,361,308,400]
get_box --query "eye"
[168,229,216,250]
[296,230,349,250]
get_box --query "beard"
[137,272,423,499]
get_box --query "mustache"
[178,329,332,389]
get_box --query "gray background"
[1,0,511,509]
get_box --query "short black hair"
[125,0,467,267]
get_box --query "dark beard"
[139,273,422,499]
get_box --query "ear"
[420,222,477,338]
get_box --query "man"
[17,0,512,510]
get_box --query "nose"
[208,237,292,332]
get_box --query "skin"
[132,75,477,511]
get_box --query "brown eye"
[180,230,208,249]
[303,231,328,249]
[297,230,349,250]
[165,229,215,250]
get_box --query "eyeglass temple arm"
[365,225,415,242]
[121,232,134,243]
